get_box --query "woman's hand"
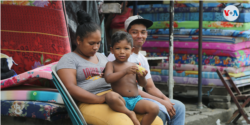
[125,66,138,74]
[97,94,107,104]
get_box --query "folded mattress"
[151,63,250,74]
[143,41,250,51]
[141,12,250,22]
[149,21,250,31]
[147,29,250,39]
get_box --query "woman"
[105,1,133,47]
[56,10,162,125]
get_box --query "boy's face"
[111,40,134,62]
[128,24,148,48]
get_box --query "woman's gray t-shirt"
[56,52,111,94]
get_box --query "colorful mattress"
[149,21,250,31]
[163,0,250,4]
[143,48,250,57]
[1,2,71,74]
[152,75,250,87]
[1,62,57,89]
[147,29,250,39]
[143,41,250,51]
[151,63,250,74]
[147,35,249,43]
[152,75,223,86]
[147,53,249,68]
[1,90,64,104]
[129,3,250,10]
[141,12,250,22]
[135,6,250,13]
[1,100,69,121]
[150,70,250,79]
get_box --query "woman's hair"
[111,31,133,48]
[76,10,101,41]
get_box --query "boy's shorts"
[123,95,142,111]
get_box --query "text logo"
[223,5,239,21]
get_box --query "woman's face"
[77,30,101,57]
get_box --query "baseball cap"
[124,15,153,31]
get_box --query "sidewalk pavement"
[182,96,250,125]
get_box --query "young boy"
[104,31,159,125]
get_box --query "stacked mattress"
[136,3,250,86]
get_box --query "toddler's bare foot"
[127,111,140,125]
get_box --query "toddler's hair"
[111,31,133,48]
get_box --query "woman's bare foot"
[127,111,140,125]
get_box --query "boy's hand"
[136,70,148,77]
[126,66,138,74]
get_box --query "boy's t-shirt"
[108,52,151,80]
[56,52,111,94]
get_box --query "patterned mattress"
[143,48,250,57]
[147,29,250,39]
[141,12,250,22]
[143,41,250,51]
[152,75,250,87]
[163,0,250,4]
[147,53,250,68]
[149,21,250,30]
[146,35,249,43]
[1,100,68,121]
[1,90,64,104]
[135,6,250,13]
[150,69,250,79]
[129,3,250,11]
[151,63,250,74]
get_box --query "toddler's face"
[111,40,133,62]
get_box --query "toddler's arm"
[136,70,148,87]
[104,62,137,83]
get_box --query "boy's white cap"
[124,15,153,31]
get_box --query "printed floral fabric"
[151,63,250,74]
[149,21,250,30]
[132,5,250,14]
[163,0,250,4]
[150,69,250,79]
[147,53,250,68]
[146,35,249,43]
[143,41,250,51]
[147,29,250,38]
[143,48,250,57]
[152,75,250,87]
[1,62,57,89]
[1,90,64,104]
[1,100,69,121]
[1,1,62,10]
[152,75,223,86]
[1,3,70,74]
[141,12,250,22]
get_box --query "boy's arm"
[136,70,147,87]
[104,62,127,84]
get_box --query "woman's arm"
[57,68,105,104]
